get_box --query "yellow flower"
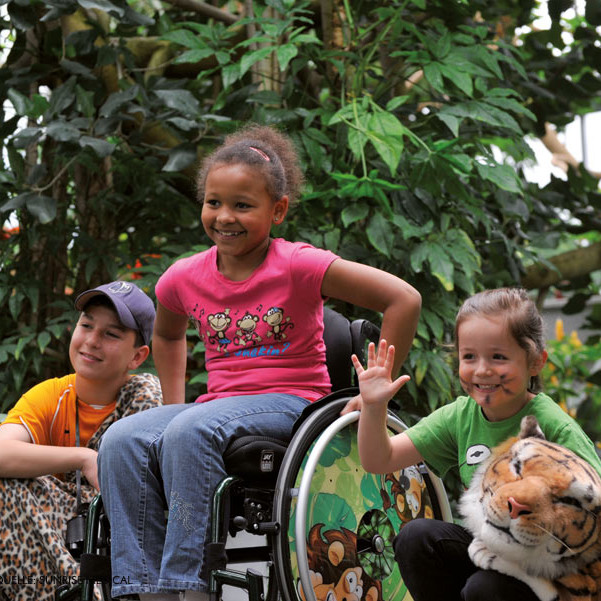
[569,330,582,348]
[559,400,568,413]
[550,375,559,387]
[555,319,565,342]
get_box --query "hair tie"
[249,146,271,162]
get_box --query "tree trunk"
[521,243,601,289]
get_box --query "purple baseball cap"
[74,281,155,346]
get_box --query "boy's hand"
[351,339,410,407]
[80,448,100,489]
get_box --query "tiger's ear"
[519,415,545,440]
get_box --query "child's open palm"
[351,339,410,407]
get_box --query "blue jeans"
[97,394,309,597]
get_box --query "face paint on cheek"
[498,373,516,395]
[459,378,472,393]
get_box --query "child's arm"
[321,258,421,414]
[153,302,189,404]
[0,424,99,487]
[321,258,421,376]
[353,340,424,474]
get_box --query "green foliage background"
[1,0,601,439]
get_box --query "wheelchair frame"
[58,309,452,601]
[202,389,452,601]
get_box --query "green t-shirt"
[406,392,601,488]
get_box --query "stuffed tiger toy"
[459,415,601,601]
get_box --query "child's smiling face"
[457,314,543,422]
[201,163,288,278]
[69,304,141,386]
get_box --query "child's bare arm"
[153,302,189,404]
[0,424,99,487]
[321,258,420,418]
[321,259,421,377]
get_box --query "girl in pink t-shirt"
[98,124,422,601]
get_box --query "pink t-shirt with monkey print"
[155,238,339,403]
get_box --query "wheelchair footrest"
[80,553,112,583]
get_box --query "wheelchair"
[58,308,452,601]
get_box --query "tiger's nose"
[508,496,532,519]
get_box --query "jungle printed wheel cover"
[291,421,438,601]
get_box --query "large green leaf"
[341,202,369,227]
[78,0,124,18]
[46,121,81,143]
[60,59,94,79]
[3,192,57,223]
[240,47,273,77]
[162,144,197,172]
[7,89,30,116]
[436,113,461,137]
[276,43,298,71]
[366,212,394,258]
[440,64,473,97]
[47,78,78,117]
[475,163,522,194]
[424,62,445,93]
[79,136,115,158]
[7,2,37,30]
[99,85,140,118]
[221,63,240,89]
[392,215,433,240]
[366,112,405,175]
[162,29,206,49]
[347,127,367,161]
[425,243,455,291]
[154,90,201,118]
[26,194,57,224]
[11,127,43,149]
[445,229,481,279]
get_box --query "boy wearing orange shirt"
[0,281,162,601]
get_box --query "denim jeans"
[394,518,540,601]
[97,394,310,598]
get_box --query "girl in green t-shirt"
[351,287,600,601]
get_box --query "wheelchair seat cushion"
[224,435,289,485]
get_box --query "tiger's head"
[460,415,601,581]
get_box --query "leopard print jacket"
[0,373,162,601]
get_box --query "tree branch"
[521,242,601,289]
[164,0,238,24]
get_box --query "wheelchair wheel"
[271,395,451,601]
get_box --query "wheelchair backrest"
[323,306,379,391]
[322,307,353,391]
